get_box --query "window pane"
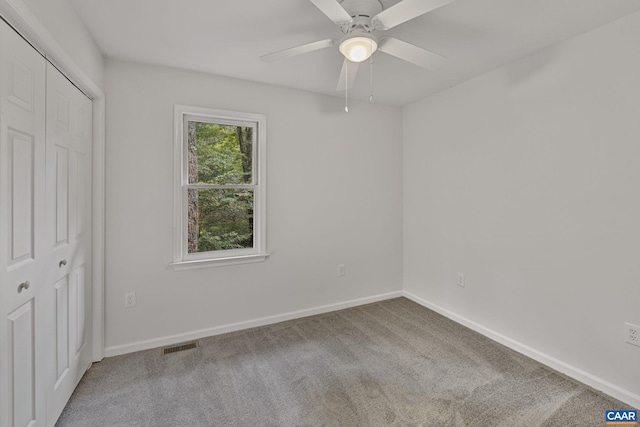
[187,188,254,253]
[187,121,253,185]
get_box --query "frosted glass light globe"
[339,35,378,63]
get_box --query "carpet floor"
[55,298,633,426]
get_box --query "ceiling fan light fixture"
[339,33,378,63]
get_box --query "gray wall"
[104,60,404,354]
[403,11,640,402]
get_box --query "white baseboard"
[402,291,640,409]
[105,290,403,358]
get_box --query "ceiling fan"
[261,0,454,91]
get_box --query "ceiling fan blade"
[336,59,360,91]
[372,0,454,30]
[310,0,353,25]
[378,38,445,70]
[261,39,335,62]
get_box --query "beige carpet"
[55,298,633,426]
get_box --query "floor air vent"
[162,341,199,355]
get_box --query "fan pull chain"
[345,60,349,113]
[369,37,374,103]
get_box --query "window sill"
[169,253,269,271]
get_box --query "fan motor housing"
[339,0,383,18]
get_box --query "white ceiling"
[69,0,640,106]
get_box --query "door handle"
[17,281,30,293]
[59,259,67,267]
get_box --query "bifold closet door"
[0,19,48,427]
[1,18,93,427]
[45,61,93,426]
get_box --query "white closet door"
[0,20,47,427]
[45,62,93,426]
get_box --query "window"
[172,105,267,269]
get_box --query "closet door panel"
[54,276,69,383]
[7,301,36,427]
[7,130,34,264]
[54,145,69,246]
[0,19,47,427]
[45,62,93,426]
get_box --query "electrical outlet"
[624,323,640,347]
[125,292,136,308]
[338,264,346,277]
[457,272,465,287]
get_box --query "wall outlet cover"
[624,323,640,347]
[125,292,137,308]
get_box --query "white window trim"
[171,104,268,270]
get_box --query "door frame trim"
[0,0,106,361]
